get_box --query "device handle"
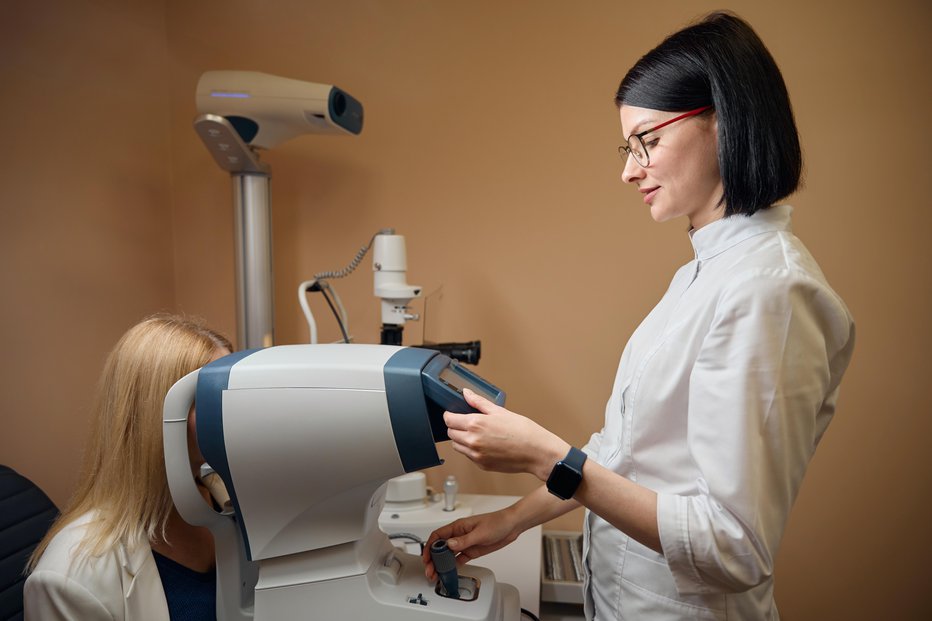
[430,539,461,599]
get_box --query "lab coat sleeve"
[24,569,115,621]
[657,268,854,595]
[581,428,603,459]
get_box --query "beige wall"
[0,1,176,504]
[2,0,930,618]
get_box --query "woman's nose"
[621,152,645,184]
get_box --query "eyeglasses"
[618,105,713,168]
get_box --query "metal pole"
[232,172,274,350]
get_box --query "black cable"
[387,532,426,553]
[317,281,349,343]
[520,608,540,621]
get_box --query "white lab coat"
[581,205,855,620]
[24,511,170,621]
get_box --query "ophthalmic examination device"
[163,343,521,621]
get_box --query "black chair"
[0,465,58,621]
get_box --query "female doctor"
[423,12,855,620]
[25,315,231,620]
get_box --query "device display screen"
[438,365,498,402]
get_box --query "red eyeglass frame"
[620,104,714,167]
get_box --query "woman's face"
[619,105,724,229]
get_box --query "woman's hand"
[421,508,522,582]
[443,389,570,481]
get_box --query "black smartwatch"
[546,447,587,500]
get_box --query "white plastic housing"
[384,472,428,506]
[372,234,422,325]
[221,345,406,561]
[197,70,357,148]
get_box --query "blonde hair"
[28,314,232,570]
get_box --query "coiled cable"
[298,228,393,343]
[313,228,394,280]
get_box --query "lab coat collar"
[689,204,793,261]
[116,539,152,599]
[118,538,170,620]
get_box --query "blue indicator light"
[211,91,250,98]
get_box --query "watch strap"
[562,446,587,471]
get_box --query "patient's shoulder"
[25,512,128,619]
[32,511,122,580]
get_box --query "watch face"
[548,462,582,498]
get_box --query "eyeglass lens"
[626,136,647,166]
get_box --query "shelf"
[541,531,584,605]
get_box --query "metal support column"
[232,173,273,350]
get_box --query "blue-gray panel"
[196,348,261,559]
[383,348,443,472]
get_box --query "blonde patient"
[25,314,231,621]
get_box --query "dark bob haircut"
[616,12,801,217]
